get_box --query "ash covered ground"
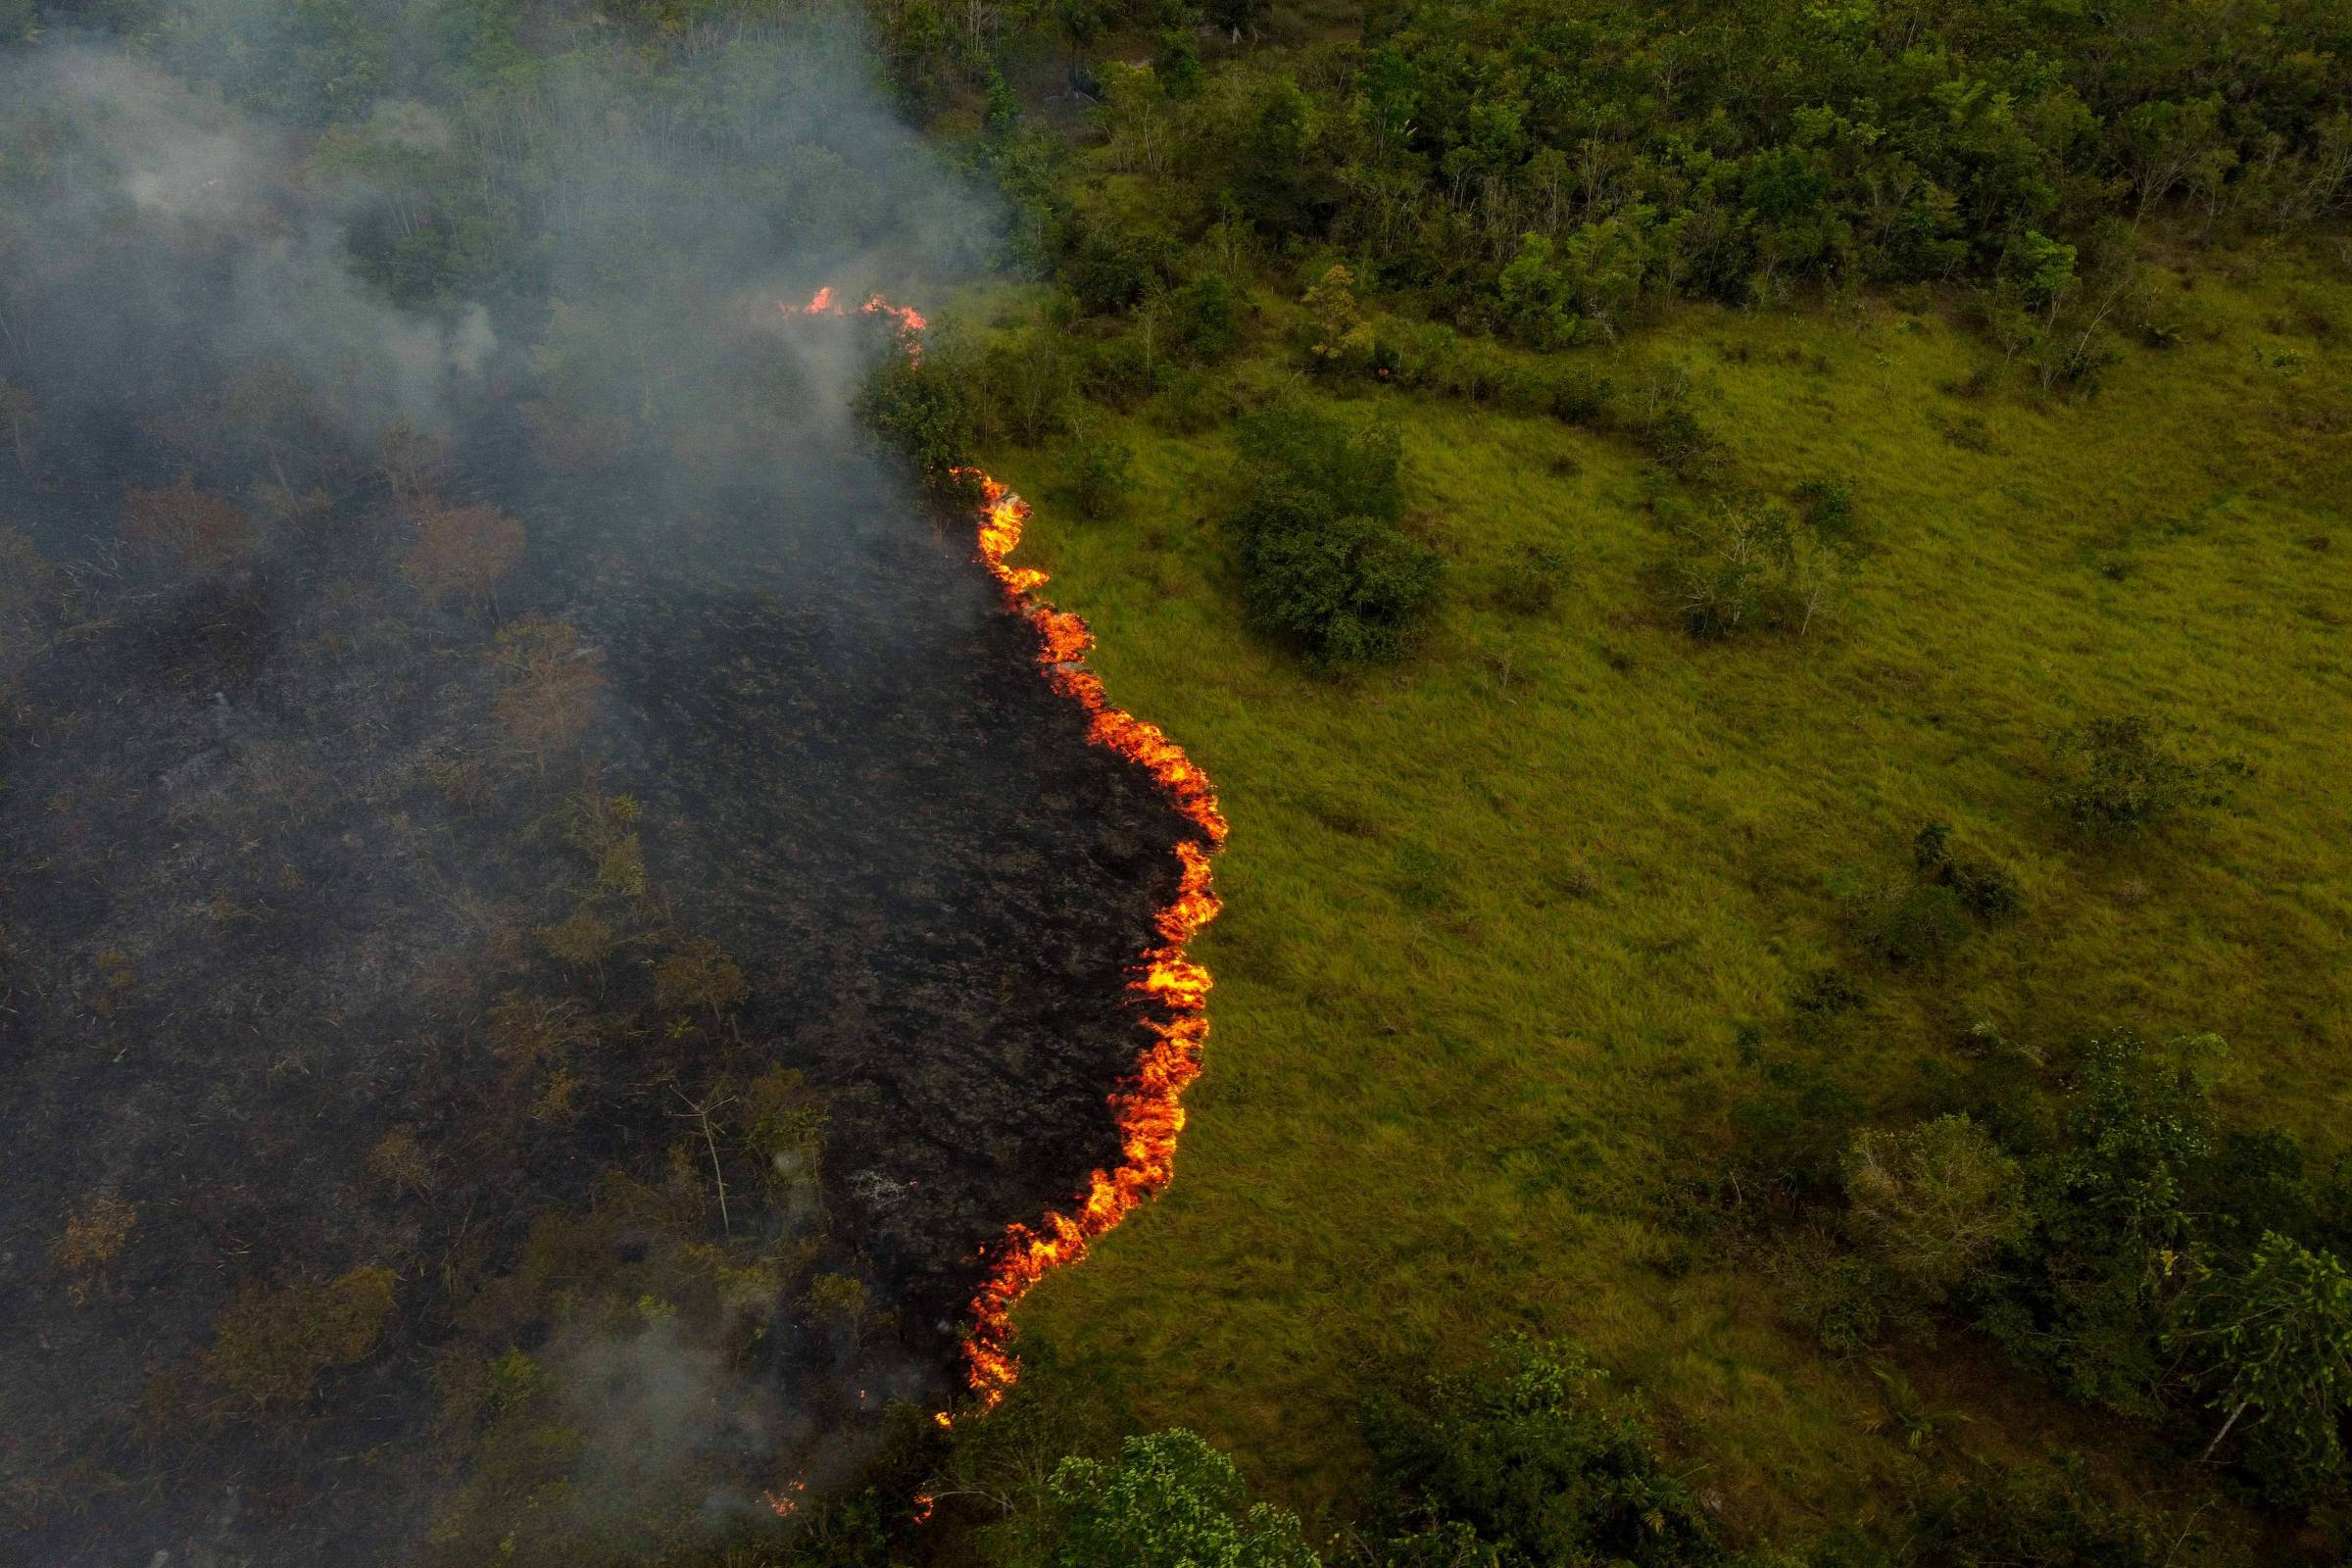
[0,24,1186,1567]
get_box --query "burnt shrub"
[201,1265,398,1409]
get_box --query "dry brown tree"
[402,502,525,611]
[122,474,256,572]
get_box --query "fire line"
[782,289,1226,1424]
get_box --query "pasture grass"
[957,249,2352,1543]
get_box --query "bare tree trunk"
[2200,1397,2250,1462]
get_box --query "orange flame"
[861,293,927,333]
[776,291,1226,1423]
[949,469,1225,1416]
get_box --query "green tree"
[1495,235,1573,349]
[1228,407,1440,667]
[857,351,980,501]
[1366,1337,1722,1567]
[1046,1430,1319,1568]
[2178,1233,2352,1489]
[1300,264,1373,372]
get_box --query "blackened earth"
[0,439,1189,1564]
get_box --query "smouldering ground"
[957,253,2352,1538]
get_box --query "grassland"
[951,248,2352,1543]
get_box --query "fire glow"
[779,290,1225,1422]
[956,469,1226,1416]
[782,286,930,358]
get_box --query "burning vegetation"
[0,18,1213,1568]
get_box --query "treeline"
[882,1332,2249,1568]
[877,0,2350,375]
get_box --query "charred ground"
[0,24,1193,1568]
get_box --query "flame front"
[953,469,1225,1415]
[775,291,1226,1433]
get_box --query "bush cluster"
[1227,405,1444,668]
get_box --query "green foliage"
[1301,264,1375,373]
[1069,434,1133,520]
[1169,271,1241,364]
[2175,1232,2352,1495]
[1792,475,1853,537]
[1973,1034,2225,1418]
[2047,714,2228,842]
[1851,821,2018,966]
[1906,1456,2245,1568]
[1841,1115,2027,1300]
[1670,500,1845,640]
[1366,1337,1724,1567]
[856,352,981,502]
[1228,406,1441,667]
[1041,1430,1320,1568]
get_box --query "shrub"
[1078,335,1155,413]
[856,350,978,499]
[1787,1250,1913,1356]
[1794,474,1854,535]
[1226,405,1442,667]
[1243,504,1443,667]
[1853,878,1971,967]
[2047,714,2227,842]
[1168,271,1240,363]
[1236,405,1402,524]
[985,329,1081,447]
[1912,1457,2244,1568]
[1911,820,2022,923]
[1045,1430,1319,1568]
[2174,1231,2352,1495]
[1671,501,1845,640]
[1634,403,1722,478]
[1366,1336,1724,1566]
[1069,435,1133,520]
[1056,217,1179,317]
[1493,542,1570,617]
[1842,1115,2029,1300]
[1152,369,1231,435]
[1301,263,1374,374]
[1546,370,1613,425]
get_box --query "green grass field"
[954,250,2352,1543]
